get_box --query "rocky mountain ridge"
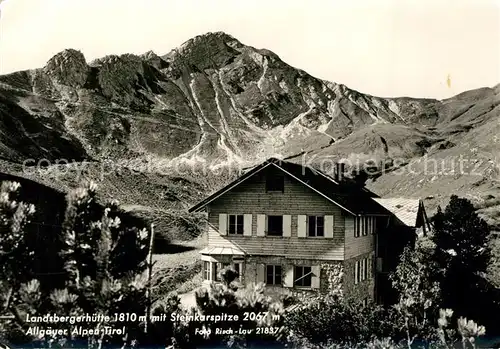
[0,31,499,225]
[0,32,467,164]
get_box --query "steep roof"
[188,157,391,216]
[372,198,423,227]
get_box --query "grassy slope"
[367,103,500,226]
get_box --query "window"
[266,265,282,285]
[214,263,219,281]
[266,174,284,192]
[294,266,312,287]
[228,214,244,235]
[267,215,283,236]
[362,298,368,307]
[203,261,210,281]
[308,216,325,237]
[234,263,242,281]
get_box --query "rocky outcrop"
[43,49,89,88]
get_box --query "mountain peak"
[90,53,142,67]
[185,31,239,46]
[141,50,168,70]
[47,48,86,63]
[43,49,89,87]
[162,31,244,70]
[141,50,159,59]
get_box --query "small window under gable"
[265,173,284,192]
[267,215,283,236]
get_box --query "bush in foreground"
[0,181,150,348]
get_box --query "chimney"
[334,162,346,182]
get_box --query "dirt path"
[179,289,199,310]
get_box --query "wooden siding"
[344,216,376,259]
[206,167,346,260]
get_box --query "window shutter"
[283,215,292,237]
[256,264,266,284]
[257,215,266,236]
[219,214,228,235]
[354,261,359,285]
[324,215,334,238]
[283,265,294,287]
[359,258,365,281]
[361,259,365,281]
[243,214,252,236]
[372,217,376,234]
[297,215,307,237]
[311,265,321,289]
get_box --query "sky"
[0,0,499,99]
